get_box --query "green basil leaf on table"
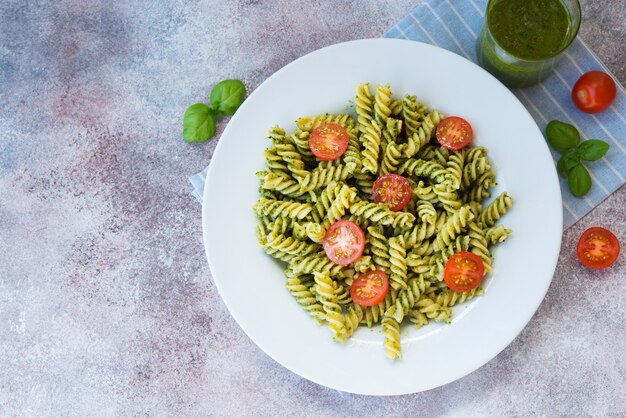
[557,150,581,176]
[546,120,580,152]
[576,139,610,161]
[183,103,216,143]
[568,163,592,197]
[210,79,246,116]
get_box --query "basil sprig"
[545,120,610,197]
[183,80,247,143]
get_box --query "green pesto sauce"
[488,0,571,60]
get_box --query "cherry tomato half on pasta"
[576,227,620,269]
[309,123,349,160]
[435,116,473,150]
[444,251,485,292]
[350,269,389,307]
[322,220,365,265]
[372,174,411,211]
[572,71,617,114]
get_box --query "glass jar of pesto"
[476,0,581,88]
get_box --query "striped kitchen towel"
[190,0,626,230]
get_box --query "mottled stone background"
[1,0,624,416]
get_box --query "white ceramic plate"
[202,39,562,395]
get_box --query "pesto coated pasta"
[254,83,513,360]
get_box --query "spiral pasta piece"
[443,151,464,191]
[480,192,513,227]
[403,217,437,248]
[361,119,382,174]
[354,255,375,273]
[258,216,291,245]
[380,117,402,155]
[335,282,352,306]
[362,289,398,327]
[430,147,451,167]
[351,200,415,229]
[353,171,374,199]
[293,221,325,243]
[435,206,474,250]
[416,296,452,323]
[261,172,314,200]
[382,316,402,359]
[341,128,362,172]
[296,113,356,132]
[485,226,513,245]
[262,245,301,263]
[314,272,346,341]
[462,147,491,188]
[263,148,291,178]
[385,277,424,322]
[312,181,342,221]
[466,201,483,219]
[398,158,447,183]
[467,221,492,273]
[342,303,364,341]
[440,235,471,263]
[347,213,372,230]
[374,84,392,125]
[286,276,326,324]
[404,129,429,160]
[304,222,326,244]
[380,141,404,176]
[463,171,496,203]
[417,200,437,225]
[264,233,320,256]
[435,287,485,308]
[411,180,438,202]
[390,99,403,116]
[290,253,346,278]
[408,308,429,329]
[402,95,426,137]
[355,83,374,133]
[324,184,356,227]
[258,216,291,237]
[407,253,434,274]
[254,197,313,220]
[433,183,462,214]
[270,141,309,180]
[299,162,356,192]
[367,225,391,273]
[388,236,408,290]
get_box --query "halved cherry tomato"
[435,116,473,150]
[576,227,620,269]
[572,71,616,114]
[350,269,389,307]
[309,123,349,161]
[444,251,485,292]
[323,220,365,265]
[372,174,411,211]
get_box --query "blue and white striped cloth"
[190,0,626,230]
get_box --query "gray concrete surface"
[1,0,624,416]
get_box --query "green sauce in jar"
[476,0,579,87]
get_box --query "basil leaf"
[556,150,580,176]
[183,103,216,143]
[210,79,246,116]
[576,139,610,161]
[568,163,592,197]
[546,120,580,152]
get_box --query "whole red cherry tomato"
[572,71,617,114]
